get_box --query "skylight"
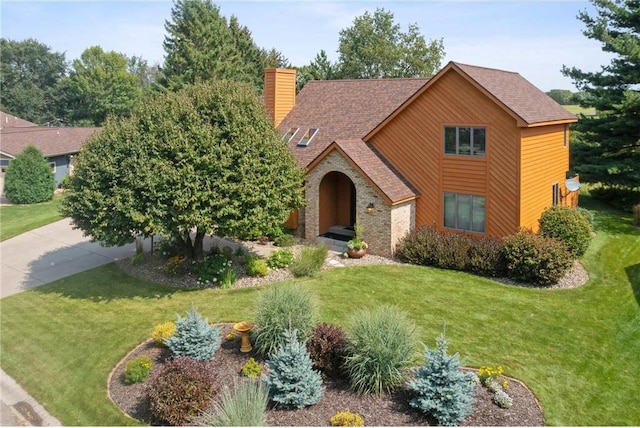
[282,127,299,143]
[297,128,319,147]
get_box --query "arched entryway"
[318,171,356,237]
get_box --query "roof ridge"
[305,77,431,84]
[453,61,520,76]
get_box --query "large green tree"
[62,80,305,260]
[563,0,640,188]
[336,8,444,79]
[64,46,142,126]
[0,38,67,124]
[296,50,336,92]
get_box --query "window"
[297,128,318,147]
[552,183,559,206]
[282,128,299,143]
[443,192,486,233]
[49,162,56,173]
[444,126,486,156]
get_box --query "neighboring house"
[264,62,579,256]
[0,111,100,186]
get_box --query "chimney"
[264,68,296,128]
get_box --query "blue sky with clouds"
[1,1,613,91]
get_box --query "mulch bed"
[108,324,544,427]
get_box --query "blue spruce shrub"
[265,329,324,409]
[166,307,221,361]
[407,332,476,426]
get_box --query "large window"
[443,192,486,233]
[444,126,486,156]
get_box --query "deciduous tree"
[62,80,305,260]
[4,145,55,204]
[562,0,640,188]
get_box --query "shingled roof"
[452,62,577,125]
[0,111,37,129]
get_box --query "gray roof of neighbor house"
[0,111,100,158]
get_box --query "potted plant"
[346,222,368,258]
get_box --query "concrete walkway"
[1,218,142,425]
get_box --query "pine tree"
[407,332,476,426]
[562,0,640,188]
[265,329,324,409]
[4,145,55,204]
[166,307,221,361]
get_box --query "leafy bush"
[290,245,328,277]
[306,322,348,379]
[634,204,640,227]
[577,207,595,228]
[395,226,506,277]
[330,410,365,427]
[254,285,317,355]
[148,356,216,426]
[344,306,416,395]
[245,255,268,277]
[274,234,297,247]
[407,332,476,426]
[267,249,294,269]
[589,184,640,212]
[241,358,263,379]
[124,355,152,384]
[193,253,235,287]
[162,255,187,277]
[503,230,573,285]
[166,307,221,361]
[4,145,55,204]
[156,236,181,258]
[539,206,593,257]
[198,379,269,427]
[151,321,176,346]
[493,389,513,409]
[265,329,324,409]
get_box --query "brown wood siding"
[369,70,520,237]
[264,69,296,127]
[519,124,570,231]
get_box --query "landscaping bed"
[109,324,544,426]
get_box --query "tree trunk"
[176,229,206,261]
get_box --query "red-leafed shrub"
[307,322,348,379]
[147,357,216,425]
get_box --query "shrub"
[407,332,477,426]
[254,285,317,355]
[124,355,153,384]
[330,410,365,427]
[395,225,440,266]
[539,206,593,257]
[241,358,263,379]
[265,329,324,409]
[4,145,55,204]
[290,245,328,277]
[156,236,181,258]
[633,204,640,227]
[147,356,216,426]
[503,230,573,285]
[344,306,416,395]
[493,389,513,409]
[466,236,507,276]
[193,253,235,287]
[274,234,297,247]
[162,255,187,277]
[434,233,473,271]
[166,307,221,361]
[577,206,595,228]
[267,249,294,269]
[198,379,269,427]
[245,255,268,277]
[306,322,348,379]
[151,321,176,346]
[590,184,640,212]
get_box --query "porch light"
[366,203,375,214]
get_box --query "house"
[0,112,100,186]
[264,62,579,256]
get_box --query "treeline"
[0,1,445,126]
[545,89,592,105]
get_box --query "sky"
[0,0,614,91]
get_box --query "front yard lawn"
[0,196,638,425]
[0,194,63,241]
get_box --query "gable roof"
[0,112,100,158]
[279,78,429,168]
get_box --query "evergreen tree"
[562,0,640,188]
[4,145,55,204]
[166,307,221,361]
[265,329,324,409]
[296,50,336,92]
[407,332,476,426]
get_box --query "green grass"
[0,196,638,425]
[564,104,597,116]
[0,194,63,241]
